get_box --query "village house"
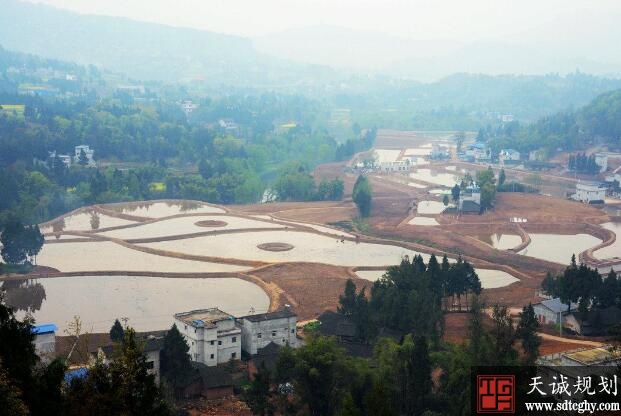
[532,298,578,326]
[174,308,242,366]
[74,145,96,167]
[32,323,57,363]
[499,148,521,166]
[594,152,608,173]
[458,185,481,214]
[564,306,621,336]
[573,181,606,204]
[91,334,164,384]
[464,142,491,163]
[237,307,298,355]
[378,159,411,173]
[48,151,72,168]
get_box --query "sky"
[27,0,621,41]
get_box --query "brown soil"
[256,242,294,252]
[249,263,368,321]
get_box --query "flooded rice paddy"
[407,217,440,226]
[5,276,268,332]
[479,233,523,250]
[105,201,225,218]
[355,268,518,289]
[409,169,459,187]
[41,211,136,233]
[519,233,602,265]
[594,222,621,260]
[417,201,446,214]
[99,215,284,239]
[140,230,428,267]
[37,241,251,273]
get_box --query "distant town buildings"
[500,114,515,123]
[573,182,606,204]
[499,148,521,166]
[179,100,198,115]
[74,145,95,167]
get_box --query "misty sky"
[27,0,621,41]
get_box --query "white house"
[32,323,57,363]
[238,308,298,355]
[180,100,198,115]
[500,114,515,123]
[92,335,163,384]
[573,182,606,204]
[378,159,411,173]
[499,149,521,165]
[74,145,95,167]
[174,308,241,366]
[49,151,72,168]
[532,298,578,326]
[594,153,608,173]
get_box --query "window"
[231,352,236,359]
[194,328,196,333]
[272,331,276,337]
[184,325,187,331]
[257,333,262,339]
[210,341,214,345]
[146,361,154,369]
[218,340,222,345]
[210,354,214,359]
[232,336,237,343]
[291,329,295,333]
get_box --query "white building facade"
[174,308,241,366]
[574,182,606,204]
[238,308,298,355]
[74,145,95,167]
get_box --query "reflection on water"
[11,275,270,332]
[42,210,135,233]
[107,201,225,218]
[355,268,519,289]
[2,279,46,313]
[409,169,459,187]
[90,211,100,230]
[478,233,522,250]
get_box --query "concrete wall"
[240,316,297,355]
[34,332,56,363]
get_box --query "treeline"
[542,255,621,316]
[273,163,344,202]
[485,89,621,156]
[341,255,481,345]
[244,259,541,416]
[335,127,377,161]
[568,153,600,173]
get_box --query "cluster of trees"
[542,255,620,317]
[245,292,541,416]
[352,175,372,217]
[0,221,44,266]
[273,164,344,202]
[568,153,600,174]
[335,127,377,161]
[340,255,481,345]
[0,296,173,416]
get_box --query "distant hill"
[0,0,333,84]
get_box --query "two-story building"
[74,145,96,167]
[174,308,242,366]
[573,182,606,204]
[237,308,298,355]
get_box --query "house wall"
[34,332,56,362]
[145,349,161,384]
[533,305,559,325]
[175,318,218,366]
[240,316,298,355]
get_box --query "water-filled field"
[105,201,225,218]
[409,169,459,187]
[408,217,440,226]
[519,233,601,265]
[594,222,621,260]
[355,268,518,288]
[6,276,268,332]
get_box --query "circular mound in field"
[195,220,228,228]
[257,242,294,252]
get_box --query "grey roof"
[537,298,578,314]
[461,200,481,213]
[241,308,296,322]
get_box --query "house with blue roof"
[533,298,578,326]
[32,323,58,362]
